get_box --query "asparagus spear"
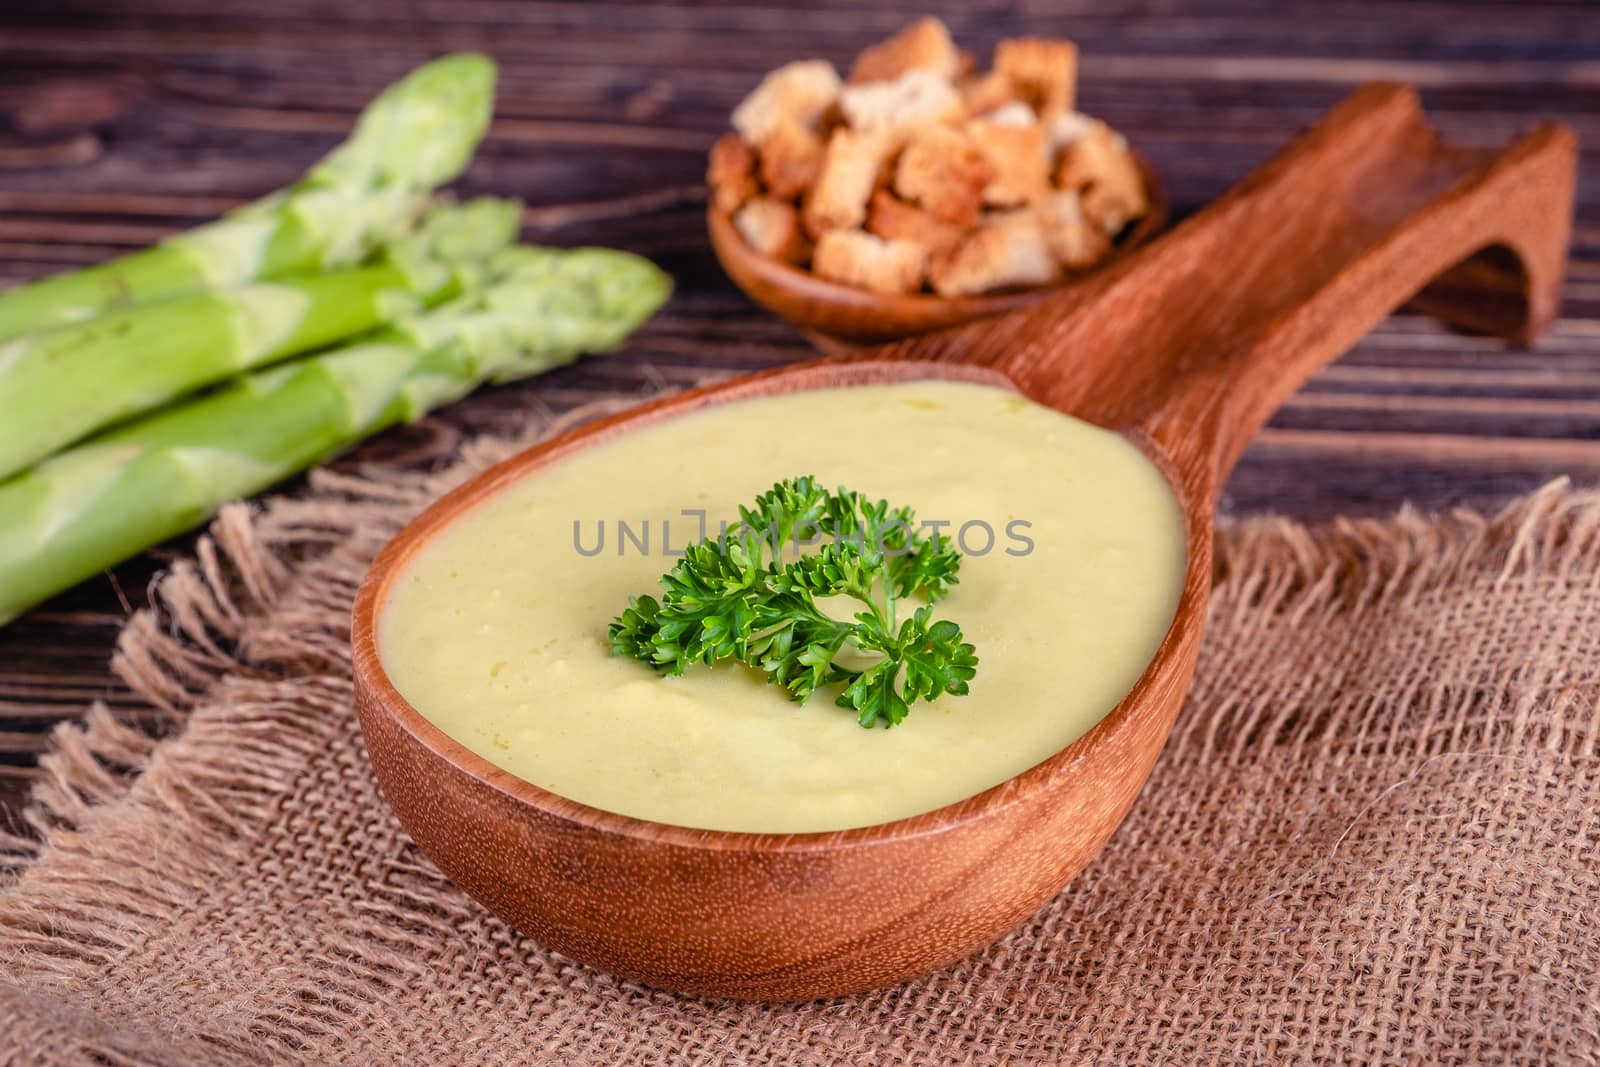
[0,197,521,482]
[0,53,497,343]
[0,245,671,625]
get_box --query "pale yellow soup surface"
[380,380,1186,833]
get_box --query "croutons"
[866,189,965,255]
[709,20,1145,296]
[994,37,1077,118]
[1034,190,1111,269]
[848,16,961,85]
[1043,110,1096,154]
[804,128,892,235]
[965,118,1051,208]
[813,229,927,295]
[732,59,841,144]
[985,101,1037,129]
[893,124,993,227]
[1054,122,1148,234]
[929,211,1057,297]
[733,197,811,263]
[707,132,759,214]
[758,118,825,201]
[959,70,1016,116]
[839,69,964,141]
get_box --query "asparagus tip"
[306,52,499,195]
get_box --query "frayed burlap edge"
[0,397,645,875]
[1,393,1596,1011]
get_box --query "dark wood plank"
[1,0,1598,826]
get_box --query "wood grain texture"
[351,84,1573,998]
[2,1,1599,826]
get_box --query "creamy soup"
[380,380,1186,833]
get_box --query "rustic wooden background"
[0,0,1597,821]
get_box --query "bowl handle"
[884,82,1576,497]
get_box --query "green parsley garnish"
[608,476,979,728]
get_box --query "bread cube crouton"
[848,17,961,84]
[732,60,842,144]
[734,197,812,263]
[960,70,1016,116]
[1054,123,1148,234]
[1043,110,1097,154]
[965,118,1051,208]
[866,190,965,256]
[812,229,927,295]
[803,129,892,235]
[994,37,1078,117]
[815,100,850,143]
[839,69,964,142]
[892,124,994,227]
[757,118,825,200]
[873,143,904,191]
[986,101,1037,128]
[1034,190,1112,269]
[929,211,1057,297]
[707,132,759,214]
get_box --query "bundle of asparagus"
[0,53,495,343]
[0,55,674,624]
[0,248,671,624]
[0,197,521,481]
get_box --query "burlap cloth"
[2,398,1597,1066]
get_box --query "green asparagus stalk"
[0,245,671,625]
[0,54,497,342]
[0,197,521,482]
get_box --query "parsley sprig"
[608,476,979,728]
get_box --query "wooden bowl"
[707,151,1168,346]
[352,85,1573,1001]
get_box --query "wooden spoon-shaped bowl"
[352,84,1574,1001]
[708,151,1168,346]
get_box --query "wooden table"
[1,0,1597,821]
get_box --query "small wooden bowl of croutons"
[707,18,1168,346]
